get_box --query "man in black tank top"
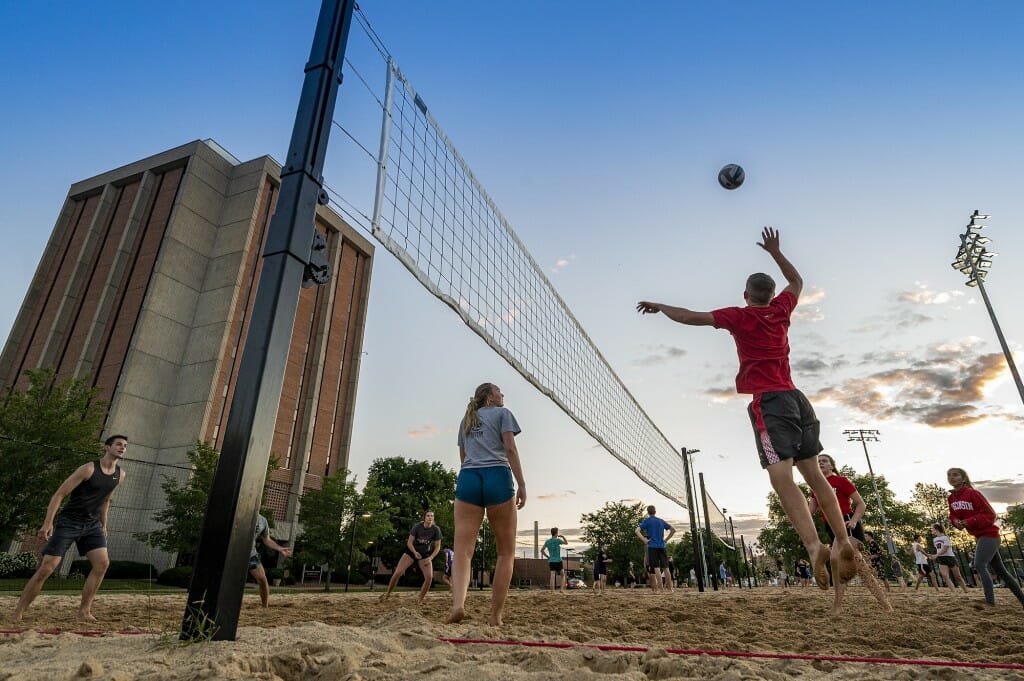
[14,435,127,622]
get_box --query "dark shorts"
[404,546,433,563]
[936,555,958,568]
[646,547,669,573]
[42,516,107,557]
[248,554,262,571]
[823,513,866,543]
[549,562,563,574]
[747,390,822,469]
[917,563,932,576]
[593,565,605,579]
[455,465,515,507]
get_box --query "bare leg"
[78,548,110,621]
[382,554,415,601]
[446,500,484,624]
[13,555,61,621]
[483,498,517,626]
[794,458,858,585]
[951,565,969,593]
[250,567,270,607]
[766,460,832,590]
[418,562,434,603]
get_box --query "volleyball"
[718,164,745,190]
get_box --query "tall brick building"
[0,140,373,567]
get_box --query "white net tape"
[363,58,687,508]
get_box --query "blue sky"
[3,2,1024,554]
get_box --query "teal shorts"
[456,465,514,507]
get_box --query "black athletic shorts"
[549,561,563,574]
[917,563,932,576]
[823,513,866,543]
[646,547,669,573]
[747,389,822,469]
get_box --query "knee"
[36,560,58,578]
[91,558,110,575]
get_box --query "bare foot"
[418,594,428,605]
[487,614,503,626]
[831,542,858,583]
[11,611,24,623]
[812,543,831,590]
[77,611,98,623]
[444,608,466,624]
[379,593,390,602]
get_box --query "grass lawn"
[0,578,184,595]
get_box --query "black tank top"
[60,460,121,522]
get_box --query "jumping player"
[382,510,443,604]
[638,227,882,613]
[14,435,128,622]
[946,467,1024,609]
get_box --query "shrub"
[156,566,192,588]
[0,552,38,578]
[68,559,158,579]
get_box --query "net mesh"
[701,485,734,549]
[358,58,686,507]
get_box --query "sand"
[2,585,1023,680]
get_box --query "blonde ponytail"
[462,383,495,435]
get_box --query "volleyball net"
[325,8,688,509]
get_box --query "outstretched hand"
[636,301,661,315]
[757,226,780,254]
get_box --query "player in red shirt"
[638,228,886,613]
[807,454,866,547]
[947,467,1024,609]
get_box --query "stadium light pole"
[681,447,706,592]
[951,210,1024,408]
[843,429,899,565]
[345,510,371,593]
[182,0,356,641]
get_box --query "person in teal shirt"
[541,528,569,591]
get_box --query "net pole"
[181,0,356,641]
[729,517,741,589]
[699,473,719,591]
[681,448,704,592]
[740,535,753,588]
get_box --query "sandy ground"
[2,585,1023,680]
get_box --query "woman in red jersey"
[946,467,1024,609]
[807,454,866,548]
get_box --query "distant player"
[441,545,454,587]
[382,510,443,604]
[14,435,127,622]
[249,513,293,607]
[635,505,675,593]
[638,228,886,613]
[912,534,937,590]
[542,528,569,591]
[593,544,612,593]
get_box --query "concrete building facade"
[0,140,373,567]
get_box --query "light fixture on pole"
[952,210,1024,407]
[345,509,372,593]
[843,429,898,575]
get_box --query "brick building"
[0,140,373,568]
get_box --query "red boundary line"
[0,629,151,637]
[439,637,1024,671]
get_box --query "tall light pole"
[681,447,706,592]
[952,210,1024,407]
[843,429,898,573]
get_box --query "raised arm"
[757,227,802,299]
[636,301,714,326]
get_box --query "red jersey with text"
[711,291,797,394]
[809,474,857,520]
[948,486,999,539]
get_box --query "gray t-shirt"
[251,514,269,558]
[457,406,520,469]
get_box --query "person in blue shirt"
[635,505,675,593]
[542,528,569,591]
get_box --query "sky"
[2,2,1024,558]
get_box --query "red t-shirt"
[948,486,999,539]
[711,291,797,394]
[809,474,857,519]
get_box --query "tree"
[1005,504,1024,533]
[578,501,647,584]
[295,469,388,590]
[363,457,457,570]
[0,368,106,543]
[140,441,279,566]
[909,482,950,526]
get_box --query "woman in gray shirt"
[445,383,527,626]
